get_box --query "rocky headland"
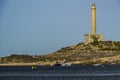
[1,41,120,66]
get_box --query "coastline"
[1,54,120,66]
[0,63,42,66]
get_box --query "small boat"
[111,63,116,65]
[52,61,62,66]
[62,62,71,66]
[93,64,101,66]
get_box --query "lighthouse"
[91,3,96,35]
[84,2,104,44]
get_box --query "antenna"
[92,0,95,4]
[91,0,96,6]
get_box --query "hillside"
[1,41,120,65]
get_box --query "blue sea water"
[0,65,120,80]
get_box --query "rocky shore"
[1,41,120,66]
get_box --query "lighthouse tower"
[84,2,104,44]
[91,3,96,35]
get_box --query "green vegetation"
[91,35,99,46]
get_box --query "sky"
[0,0,120,57]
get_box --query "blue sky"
[0,0,120,57]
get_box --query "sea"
[0,65,120,80]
